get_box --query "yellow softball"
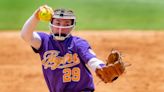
[38,5,53,21]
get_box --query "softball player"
[21,6,106,92]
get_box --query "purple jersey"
[32,32,96,92]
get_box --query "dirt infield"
[0,31,164,92]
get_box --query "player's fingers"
[42,4,48,8]
[42,5,53,15]
[46,7,54,15]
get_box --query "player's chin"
[54,33,67,37]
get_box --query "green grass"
[0,0,164,30]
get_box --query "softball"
[38,5,53,21]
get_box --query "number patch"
[63,67,80,82]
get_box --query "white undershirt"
[87,58,105,71]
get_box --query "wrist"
[88,58,105,71]
[31,14,39,22]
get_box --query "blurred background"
[0,0,164,30]
[0,0,164,92]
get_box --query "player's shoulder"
[71,36,89,45]
[72,36,87,42]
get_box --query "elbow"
[20,28,29,42]
[20,29,25,40]
[20,28,33,43]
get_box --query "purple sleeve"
[31,32,47,53]
[76,39,96,64]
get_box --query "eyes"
[53,19,72,26]
[55,22,70,26]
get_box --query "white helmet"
[49,9,76,41]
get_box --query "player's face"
[50,18,73,35]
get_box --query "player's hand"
[33,5,54,21]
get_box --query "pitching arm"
[20,9,41,50]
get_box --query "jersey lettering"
[42,50,80,70]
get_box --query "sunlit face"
[50,18,73,35]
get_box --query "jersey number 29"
[63,67,80,83]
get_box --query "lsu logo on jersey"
[41,50,80,70]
